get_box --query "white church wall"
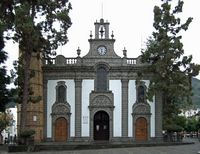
[47,80,75,138]
[128,80,136,137]
[143,80,155,137]
[110,80,122,137]
[149,96,155,137]
[81,80,94,137]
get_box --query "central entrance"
[94,111,109,140]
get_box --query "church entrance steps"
[7,141,194,152]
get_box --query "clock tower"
[84,18,120,58]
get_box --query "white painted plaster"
[110,80,122,137]
[143,80,155,137]
[128,80,136,137]
[81,80,94,137]
[149,96,155,137]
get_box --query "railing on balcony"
[126,58,137,65]
[66,58,77,64]
[43,57,78,65]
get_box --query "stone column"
[121,79,129,137]
[75,79,82,138]
[155,91,163,140]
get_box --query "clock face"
[97,46,107,55]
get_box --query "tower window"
[96,66,108,92]
[99,25,105,39]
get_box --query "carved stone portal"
[89,91,114,141]
[51,102,71,141]
[132,102,151,141]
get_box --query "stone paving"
[0,138,199,154]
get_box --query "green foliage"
[173,115,187,130]
[141,0,200,127]
[19,129,35,139]
[191,78,200,108]
[0,0,72,130]
[185,117,199,132]
[0,25,10,112]
[11,59,41,104]
[164,124,183,132]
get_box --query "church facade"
[37,19,163,142]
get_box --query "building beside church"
[18,18,163,142]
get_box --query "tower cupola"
[94,18,110,39]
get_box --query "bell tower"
[84,18,119,58]
[94,18,110,39]
[17,52,44,143]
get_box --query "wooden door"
[135,117,147,141]
[55,117,67,142]
[94,111,109,140]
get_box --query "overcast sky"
[4,0,200,79]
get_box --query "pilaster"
[75,79,82,137]
[155,91,163,140]
[121,79,129,137]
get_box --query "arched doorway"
[94,111,109,140]
[135,117,147,141]
[55,117,68,142]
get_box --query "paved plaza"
[0,138,199,154]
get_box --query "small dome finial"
[123,47,127,58]
[111,31,114,39]
[90,31,93,39]
[77,47,81,57]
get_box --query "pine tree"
[0,26,10,112]
[141,0,200,128]
[0,0,72,131]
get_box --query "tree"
[0,25,10,112]
[185,117,198,132]
[0,0,72,131]
[141,0,200,128]
[174,115,187,130]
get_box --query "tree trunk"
[20,51,31,132]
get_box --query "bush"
[18,129,35,145]
[164,124,183,132]
[19,129,35,138]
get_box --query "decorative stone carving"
[52,103,70,114]
[92,95,111,106]
[132,102,150,115]
[89,91,114,141]
[52,102,71,115]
